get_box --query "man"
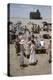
[48,40,52,63]
[19,39,25,66]
[40,39,45,48]
[31,34,34,41]
[39,35,45,48]
[15,35,20,56]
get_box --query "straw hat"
[19,39,25,44]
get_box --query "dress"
[26,41,31,58]
[29,44,36,64]
[19,44,24,65]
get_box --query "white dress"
[26,41,31,56]
[40,40,45,48]
[29,44,36,64]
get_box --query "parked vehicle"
[43,34,51,39]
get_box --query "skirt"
[29,51,36,64]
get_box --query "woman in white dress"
[26,37,31,58]
[29,40,37,65]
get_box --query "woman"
[29,40,37,65]
[26,37,31,58]
[19,39,25,66]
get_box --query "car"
[43,34,51,39]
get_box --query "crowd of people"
[14,31,51,67]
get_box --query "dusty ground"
[9,43,51,76]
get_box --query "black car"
[43,34,51,39]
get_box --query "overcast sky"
[9,4,51,19]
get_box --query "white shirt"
[40,40,44,47]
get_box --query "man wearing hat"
[19,39,25,66]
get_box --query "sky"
[9,4,51,19]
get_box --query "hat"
[19,39,25,44]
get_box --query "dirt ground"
[9,43,51,76]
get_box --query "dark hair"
[32,35,34,38]
[31,40,35,44]
[18,32,23,35]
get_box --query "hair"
[31,40,35,44]
[18,32,23,35]
[32,35,34,38]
